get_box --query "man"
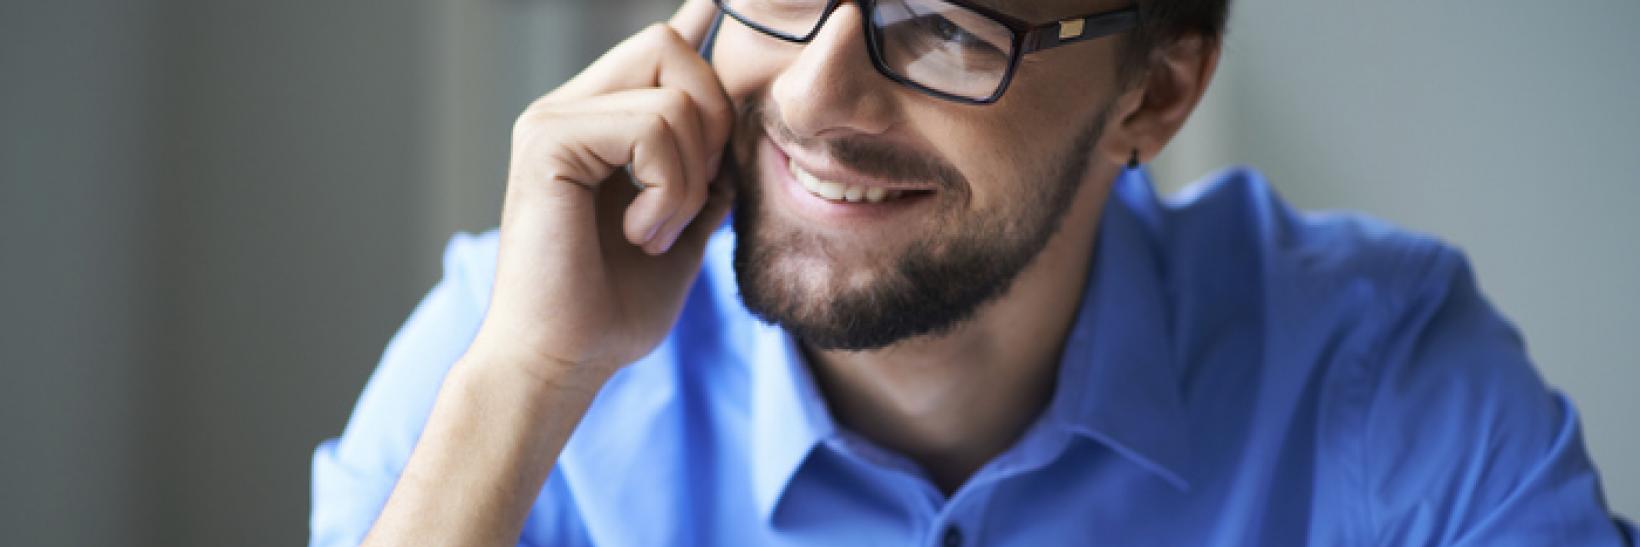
[312,0,1636,544]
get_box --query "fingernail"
[626,165,650,191]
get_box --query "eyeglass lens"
[719,0,1017,101]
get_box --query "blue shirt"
[312,168,1634,546]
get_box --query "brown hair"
[1119,0,1231,83]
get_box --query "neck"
[806,170,1114,495]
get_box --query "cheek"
[712,26,791,103]
[920,117,1031,214]
[923,93,1105,214]
[991,51,1123,133]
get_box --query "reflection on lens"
[872,0,1012,100]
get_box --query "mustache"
[747,98,966,190]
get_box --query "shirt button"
[942,525,963,547]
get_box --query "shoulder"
[1162,167,1524,384]
[1164,167,1452,304]
[1151,167,1461,362]
[1153,167,1518,453]
[1158,167,1534,419]
[1154,169,1623,543]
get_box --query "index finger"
[668,0,718,49]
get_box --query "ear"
[1098,35,1222,167]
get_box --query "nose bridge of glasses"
[805,0,865,42]
[763,0,869,68]
[790,5,881,89]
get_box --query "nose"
[769,3,897,141]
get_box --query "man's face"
[714,0,1129,350]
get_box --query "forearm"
[363,350,610,547]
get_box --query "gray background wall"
[1,0,1632,544]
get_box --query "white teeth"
[814,181,845,200]
[843,185,865,202]
[788,158,914,204]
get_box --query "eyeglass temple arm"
[1020,9,1140,54]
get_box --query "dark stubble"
[731,97,1107,351]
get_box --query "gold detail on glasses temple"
[1058,18,1086,40]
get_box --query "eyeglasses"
[714,0,1139,105]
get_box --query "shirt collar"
[1044,168,1192,490]
[749,322,833,522]
[746,169,1191,522]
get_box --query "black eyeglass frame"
[712,0,1140,105]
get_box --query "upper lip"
[768,133,942,192]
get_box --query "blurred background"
[2,0,1635,544]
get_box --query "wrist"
[369,332,608,546]
[456,335,616,402]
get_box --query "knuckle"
[655,88,693,118]
[661,86,691,107]
[641,23,679,46]
[513,97,562,134]
[640,112,672,139]
[511,111,543,140]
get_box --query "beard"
[730,97,1107,351]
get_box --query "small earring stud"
[1127,149,1140,170]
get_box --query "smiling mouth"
[785,157,935,204]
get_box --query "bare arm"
[360,2,730,544]
[362,354,607,546]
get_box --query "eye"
[918,14,1004,54]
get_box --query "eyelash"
[922,15,1003,54]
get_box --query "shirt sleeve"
[1362,247,1634,546]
